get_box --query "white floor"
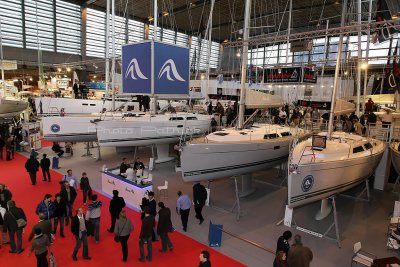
[36,142,400,267]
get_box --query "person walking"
[108,190,126,233]
[80,172,91,205]
[25,155,40,185]
[2,200,27,253]
[62,169,78,190]
[40,154,51,182]
[276,230,292,255]
[138,207,155,262]
[0,184,12,209]
[193,182,207,224]
[0,135,4,160]
[147,191,158,241]
[53,193,66,238]
[176,191,191,232]
[28,228,51,267]
[114,210,133,262]
[85,194,102,243]
[71,208,91,261]
[60,181,77,225]
[35,194,55,221]
[287,234,313,267]
[28,213,52,243]
[157,202,173,253]
[199,250,212,267]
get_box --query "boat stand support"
[393,176,400,194]
[289,196,341,248]
[153,144,174,164]
[207,177,245,221]
[95,142,102,161]
[239,174,255,198]
[340,178,370,202]
[82,142,92,157]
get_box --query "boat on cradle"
[181,124,309,182]
[0,97,28,118]
[288,132,385,208]
[95,112,212,147]
[180,89,309,182]
[390,140,400,176]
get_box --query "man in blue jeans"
[138,207,155,262]
[85,194,102,243]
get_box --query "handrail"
[216,226,275,255]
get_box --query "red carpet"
[0,152,246,267]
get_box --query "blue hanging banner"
[154,42,189,94]
[122,40,189,95]
[122,41,152,94]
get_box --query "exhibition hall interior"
[1,0,400,266]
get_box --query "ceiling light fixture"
[162,11,169,17]
[148,16,154,22]
[66,67,71,72]
[57,68,62,72]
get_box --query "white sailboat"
[287,0,385,209]
[180,0,309,183]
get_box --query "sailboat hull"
[288,134,385,209]
[0,98,28,118]
[41,116,98,142]
[390,143,400,175]
[181,138,292,182]
[96,114,211,147]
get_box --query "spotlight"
[93,75,97,79]
[344,71,348,75]
[162,11,169,17]
[57,68,61,72]
[361,62,368,69]
[66,67,71,72]
[148,16,154,22]
[93,64,98,69]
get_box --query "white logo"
[125,58,148,80]
[158,59,185,82]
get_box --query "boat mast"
[105,0,110,98]
[238,0,251,129]
[327,0,348,138]
[356,0,362,116]
[0,21,4,94]
[205,0,216,102]
[321,19,330,77]
[286,0,292,64]
[111,0,116,111]
[151,0,158,114]
[362,0,373,113]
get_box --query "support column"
[81,6,87,62]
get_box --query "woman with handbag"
[2,200,27,253]
[114,210,133,262]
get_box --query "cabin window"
[82,103,88,106]
[353,146,365,153]
[186,117,198,120]
[239,132,247,135]
[364,143,373,149]
[281,132,292,137]
[264,133,278,139]
[90,104,96,106]
[214,132,229,136]
[169,117,184,121]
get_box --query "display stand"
[283,196,341,248]
[154,143,174,163]
[340,178,370,202]
[22,122,41,152]
[315,199,333,221]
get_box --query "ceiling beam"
[85,0,99,5]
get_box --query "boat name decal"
[301,175,314,192]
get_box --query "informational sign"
[284,205,293,227]
[303,67,317,83]
[264,67,302,83]
[87,82,106,90]
[122,40,189,95]
[153,42,189,94]
[0,60,17,70]
[297,100,331,109]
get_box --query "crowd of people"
[274,230,313,267]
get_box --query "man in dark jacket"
[276,230,292,255]
[138,207,155,262]
[147,191,158,241]
[71,208,91,261]
[35,194,55,220]
[53,193,66,237]
[60,181,77,225]
[287,234,313,267]
[0,136,4,160]
[73,79,79,99]
[3,200,27,253]
[0,184,12,210]
[28,213,52,242]
[25,155,40,185]
[157,202,173,253]
[108,190,125,232]
[193,183,208,224]
[40,154,51,182]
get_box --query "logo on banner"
[157,59,185,82]
[124,58,148,80]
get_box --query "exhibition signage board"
[0,60,17,70]
[122,40,189,95]
[264,66,318,84]
[298,100,331,109]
